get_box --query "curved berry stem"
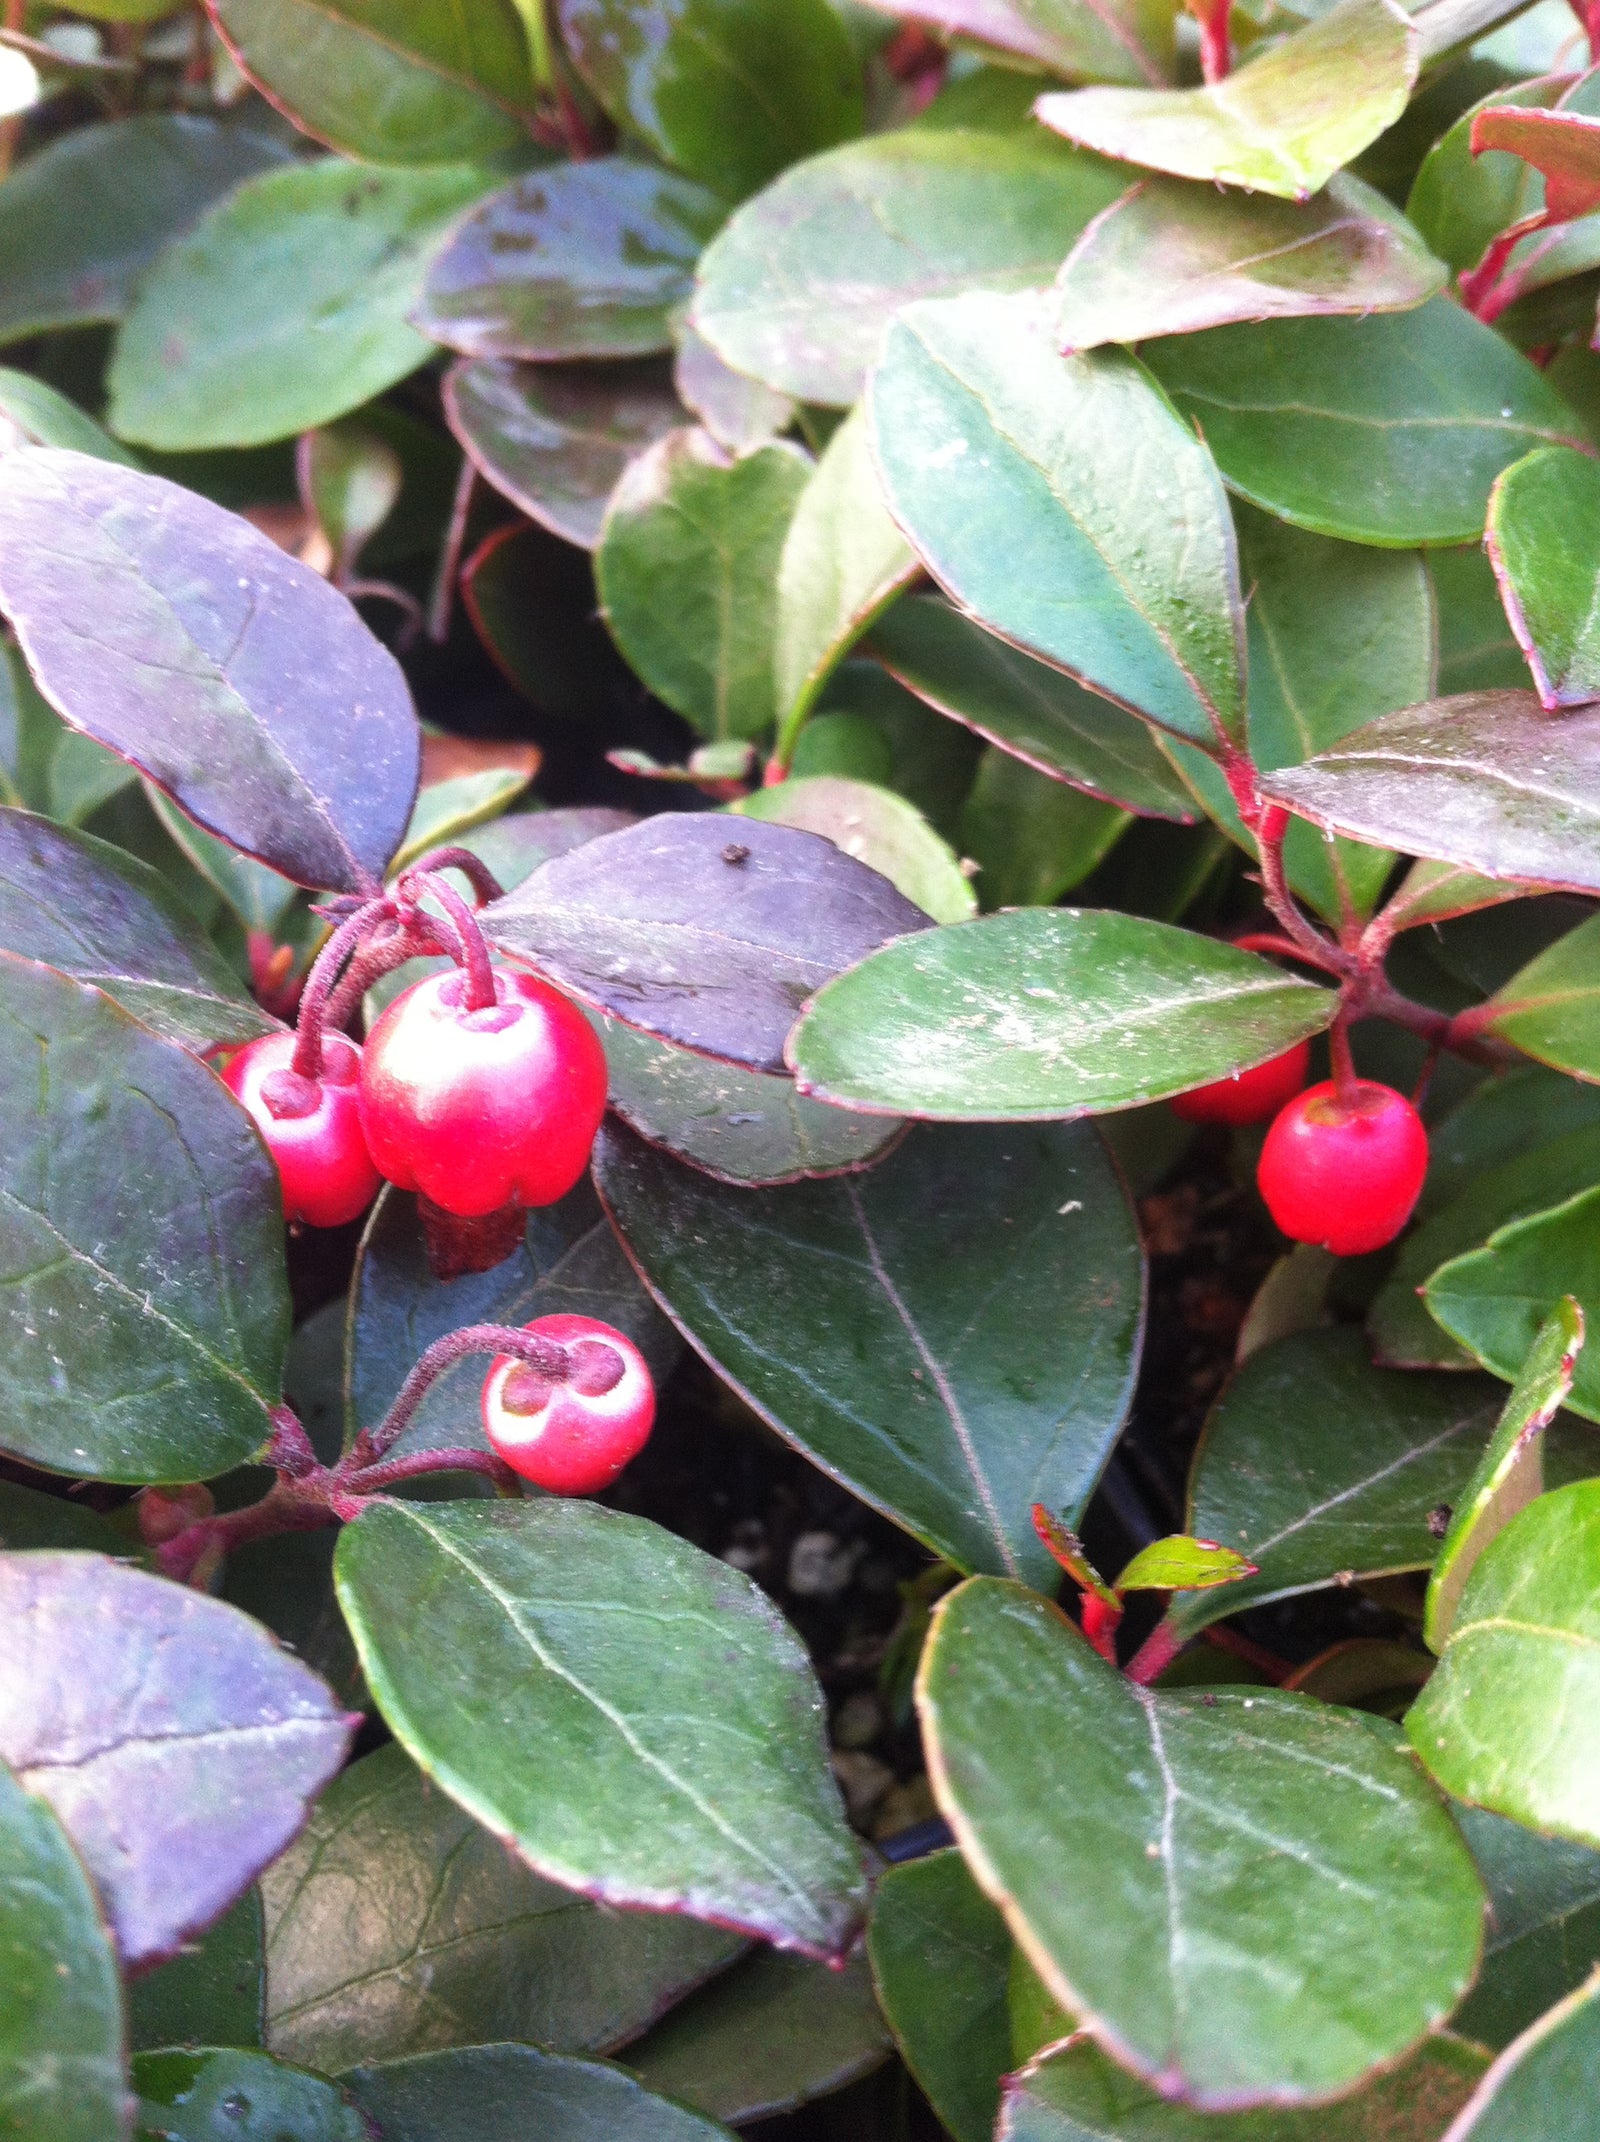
[1230,931,1345,977]
[343,1446,519,1494]
[365,1322,575,1461]
[1253,807,1360,980]
[406,845,505,907]
[290,894,397,1080]
[322,915,456,1032]
[398,869,498,1012]
[1328,1015,1359,1106]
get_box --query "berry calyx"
[1170,1039,1311,1126]
[1256,1078,1428,1256]
[359,967,607,1219]
[482,1313,655,1494]
[223,1030,379,1228]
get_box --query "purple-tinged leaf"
[1486,447,1600,710]
[481,813,929,1073]
[0,1552,354,1969]
[0,450,419,893]
[1379,857,1529,934]
[1259,692,1600,895]
[857,0,1171,83]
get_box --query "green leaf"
[1116,1534,1254,1593]
[345,2045,738,2141]
[263,1742,742,2073]
[871,594,1195,819]
[145,789,301,940]
[734,776,974,924]
[333,1498,867,1960]
[298,422,402,582]
[1036,0,1417,201]
[0,370,140,465]
[861,0,1171,81]
[0,113,290,347]
[387,768,532,878]
[789,908,1332,1120]
[211,0,539,165]
[1487,445,1600,708]
[958,749,1130,910]
[0,953,287,1482]
[416,160,726,361]
[998,2032,1488,2141]
[1141,297,1582,547]
[1479,911,1600,1077]
[0,1760,127,2142]
[674,325,795,454]
[0,1481,124,1554]
[1426,1065,1600,1217]
[1454,1805,1600,2049]
[1406,73,1561,277]
[1169,1327,1579,1641]
[870,292,1246,753]
[1381,858,1528,936]
[1433,540,1534,695]
[773,406,917,742]
[133,2048,368,2141]
[596,1013,905,1186]
[866,1849,1014,2142]
[0,807,275,1050]
[108,161,492,451]
[597,432,810,741]
[557,0,862,201]
[919,1577,1485,2108]
[129,1891,264,2055]
[1260,692,1600,895]
[444,355,681,549]
[691,128,1127,406]
[1440,1972,1600,2141]
[1426,1297,1584,1649]
[1409,1479,1600,1842]
[625,1948,889,2123]
[0,1552,352,1968]
[1427,1186,1600,1421]
[594,1117,1142,1582]
[1056,172,1446,349]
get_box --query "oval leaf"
[333,1498,868,1961]
[346,2044,738,2142]
[1426,1185,1600,1422]
[594,1117,1144,1584]
[1455,1805,1600,2050]
[0,452,419,893]
[788,907,1332,1119]
[1440,1972,1600,2142]
[1487,444,1600,710]
[0,1552,353,1968]
[129,1891,264,2055]
[921,1576,1485,2108]
[734,776,975,924]
[1478,910,1600,1077]
[133,2048,369,2142]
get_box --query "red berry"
[223,1031,379,1228]
[1256,1079,1429,1256]
[1170,1040,1311,1126]
[482,1313,655,1494]
[359,968,607,1219]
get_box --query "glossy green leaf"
[1056,172,1446,349]
[863,0,1170,81]
[789,908,1331,1119]
[1441,1972,1600,2141]
[346,2045,738,2142]
[1479,911,1600,1077]
[866,1849,1012,2142]
[1427,1297,1584,1649]
[1141,298,1582,546]
[0,1552,351,1968]
[0,370,139,465]
[958,749,1130,909]
[129,1891,264,2055]
[674,324,795,454]
[1117,1534,1254,1592]
[263,1742,742,2072]
[0,1760,127,2142]
[0,1481,124,1554]
[595,1117,1143,1582]
[998,2032,1488,2141]
[1410,1479,1600,1842]
[145,789,301,940]
[1487,445,1600,709]
[625,1948,889,2123]
[1260,691,1600,894]
[597,431,810,740]
[691,128,1127,406]
[1169,1327,1570,1640]
[1427,1186,1600,1421]
[920,1577,1485,2108]
[1433,540,1534,695]
[0,113,290,346]
[1036,0,1417,201]
[1381,858,1528,935]
[210,0,539,164]
[1454,1805,1600,2049]
[0,807,275,1050]
[444,355,681,548]
[735,776,974,924]
[416,160,725,361]
[558,0,862,200]
[387,768,532,878]
[334,1498,867,1960]
[1406,72,1562,276]
[774,406,918,738]
[1426,1066,1600,1217]
[870,594,1196,819]
[0,953,287,1482]
[133,2048,368,2141]
[870,291,1246,752]
[109,161,492,450]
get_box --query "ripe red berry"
[223,1030,379,1228]
[1256,1079,1429,1256]
[482,1313,655,1494]
[1170,1039,1311,1126]
[359,968,607,1218]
